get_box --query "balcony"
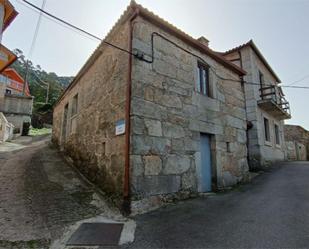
[258,85,291,120]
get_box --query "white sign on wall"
[115,119,125,135]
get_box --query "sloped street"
[126,161,309,248]
[0,136,123,249]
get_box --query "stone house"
[284,125,309,161]
[221,40,291,169]
[53,2,250,212]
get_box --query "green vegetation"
[12,49,73,107]
[29,128,52,136]
[10,49,73,127]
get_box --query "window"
[259,71,264,100]
[226,142,231,153]
[5,89,11,94]
[264,118,270,142]
[259,71,264,86]
[71,94,78,116]
[274,124,280,145]
[196,62,210,96]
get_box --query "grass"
[29,128,52,136]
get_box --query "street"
[126,161,309,248]
[0,136,122,249]
[1,136,309,248]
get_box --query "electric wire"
[15,0,99,42]
[27,0,46,59]
[20,0,309,90]
[22,0,137,56]
[286,74,309,86]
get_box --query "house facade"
[284,125,309,161]
[222,41,291,169]
[53,2,250,212]
[0,0,21,142]
[0,68,33,136]
[0,0,18,73]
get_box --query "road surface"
[126,161,309,248]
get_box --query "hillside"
[10,49,73,127]
[11,49,73,107]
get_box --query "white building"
[222,40,291,169]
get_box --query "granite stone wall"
[225,47,286,169]
[52,20,130,204]
[129,17,249,202]
[284,125,309,160]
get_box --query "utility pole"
[32,72,50,104]
[23,60,29,95]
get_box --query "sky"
[3,0,309,129]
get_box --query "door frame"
[197,133,217,192]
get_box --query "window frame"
[274,123,280,145]
[264,117,270,142]
[71,94,79,117]
[259,71,265,100]
[196,62,210,97]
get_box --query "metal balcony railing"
[259,85,291,119]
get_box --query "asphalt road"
[127,161,309,248]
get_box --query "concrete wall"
[284,125,309,161]
[129,17,249,202]
[0,94,33,135]
[52,19,130,203]
[236,47,286,169]
[0,112,13,142]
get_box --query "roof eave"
[55,2,247,107]
[223,40,281,83]
[135,6,246,76]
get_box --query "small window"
[226,142,231,153]
[264,118,270,142]
[259,71,265,100]
[5,89,11,94]
[259,71,264,86]
[71,94,78,116]
[275,124,280,145]
[196,62,210,96]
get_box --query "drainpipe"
[122,9,139,216]
[238,50,252,169]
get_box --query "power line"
[15,0,99,42]
[286,74,309,86]
[28,0,46,59]
[22,0,136,56]
[20,0,309,90]
[23,0,46,95]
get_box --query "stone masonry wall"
[52,20,130,204]
[249,49,285,165]
[129,17,249,201]
[284,125,309,160]
[237,47,285,169]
